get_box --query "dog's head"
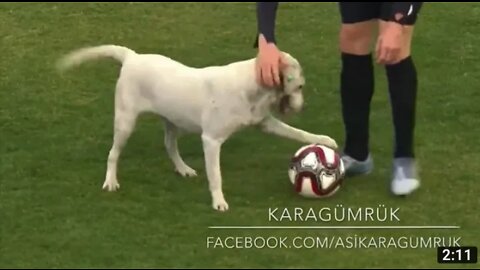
[275,52,305,115]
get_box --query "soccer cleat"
[341,154,374,177]
[391,158,420,196]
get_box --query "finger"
[272,61,281,86]
[375,38,382,63]
[383,49,397,65]
[388,49,400,65]
[262,65,274,88]
[279,54,288,70]
[385,53,394,65]
[383,50,392,65]
[255,61,262,84]
[379,46,390,65]
[378,46,387,64]
[375,43,381,63]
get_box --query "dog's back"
[57,45,262,131]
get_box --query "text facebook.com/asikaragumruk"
[206,236,462,249]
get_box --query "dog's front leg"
[260,115,338,149]
[201,134,229,212]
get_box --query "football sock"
[386,56,417,158]
[340,52,374,161]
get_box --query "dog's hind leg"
[102,103,139,192]
[164,120,197,177]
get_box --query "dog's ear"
[274,72,286,93]
[278,71,297,94]
[278,72,285,88]
[276,62,291,93]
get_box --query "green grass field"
[1,2,479,269]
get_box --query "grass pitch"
[1,2,479,268]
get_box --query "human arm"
[254,2,286,88]
[376,2,423,65]
[254,2,279,47]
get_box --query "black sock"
[386,56,417,158]
[340,53,374,161]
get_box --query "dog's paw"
[102,179,120,192]
[212,198,229,212]
[314,135,338,150]
[175,166,198,178]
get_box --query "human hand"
[256,34,286,88]
[375,21,405,65]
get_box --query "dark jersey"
[256,2,279,45]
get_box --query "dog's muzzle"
[279,95,304,115]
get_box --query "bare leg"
[339,20,376,161]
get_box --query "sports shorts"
[339,2,423,25]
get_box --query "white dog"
[57,45,337,211]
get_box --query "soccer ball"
[288,144,345,198]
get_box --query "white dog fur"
[57,45,337,211]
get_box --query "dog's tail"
[56,45,136,71]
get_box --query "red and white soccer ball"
[288,144,345,198]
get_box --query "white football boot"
[391,158,420,196]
